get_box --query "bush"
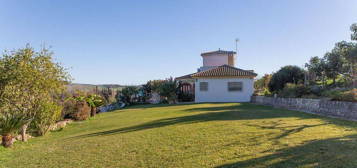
[322,89,357,102]
[278,83,311,98]
[71,101,91,121]
[62,99,77,119]
[32,100,62,136]
[309,85,323,96]
[263,88,272,96]
[63,100,91,121]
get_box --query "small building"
[176,49,257,102]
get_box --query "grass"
[1,103,357,168]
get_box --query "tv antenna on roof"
[235,38,239,66]
[235,38,239,54]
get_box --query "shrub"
[322,89,357,102]
[309,85,323,96]
[62,99,77,119]
[63,98,91,121]
[70,101,91,121]
[0,113,29,147]
[263,88,272,96]
[278,83,311,98]
[32,100,62,136]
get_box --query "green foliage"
[336,41,357,87]
[263,88,272,96]
[0,113,29,136]
[141,80,164,100]
[119,86,139,104]
[99,87,116,105]
[351,23,357,41]
[304,23,357,88]
[64,93,104,119]
[268,65,305,92]
[305,56,325,80]
[324,51,344,84]
[62,99,77,119]
[0,45,70,145]
[321,89,356,102]
[254,74,272,96]
[157,77,178,104]
[70,94,104,108]
[32,100,62,136]
[278,83,311,98]
[86,94,104,108]
[149,80,164,93]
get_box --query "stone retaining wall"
[251,96,357,120]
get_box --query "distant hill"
[66,83,126,93]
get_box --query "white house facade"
[195,78,254,102]
[177,49,257,103]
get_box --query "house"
[176,49,257,102]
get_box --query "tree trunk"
[1,134,13,148]
[21,123,28,142]
[90,107,96,117]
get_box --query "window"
[200,82,208,91]
[228,82,242,91]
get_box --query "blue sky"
[1,0,356,85]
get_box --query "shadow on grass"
[216,134,357,168]
[71,103,315,139]
[245,121,329,145]
[123,103,198,110]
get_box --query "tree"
[0,45,70,145]
[351,23,357,41]
[86,94,104,117]
[305,56,324,82]
[350,24,357,87]
[254,74,272,95]
[336,41,357,87]
[120,86,139,104]
[254,74,272,90]
[157,77,178,104]
[268,65,305,92]
[99,87,115,105]
[324,51,344,85]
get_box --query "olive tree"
[0,45,70,146]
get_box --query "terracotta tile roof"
[176,73,195,80]
[201,50,236,56]
[176,65,257,79]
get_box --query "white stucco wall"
[202,54,229,67]
[194,78,254,102]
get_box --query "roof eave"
[192,75,257,79]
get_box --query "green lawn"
[1,103,357,168]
